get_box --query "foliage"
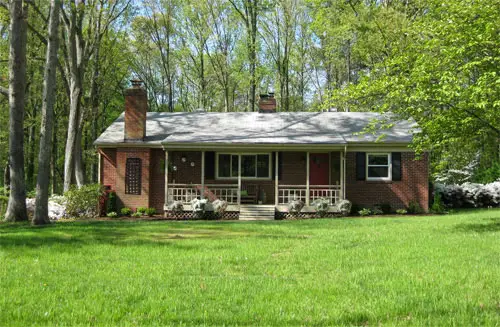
[136,207,147,215]
[191,198,208,219]
[474,161,500,184]
[212,199,228,215]
[430,194,446,214]
[336,200,352,217]
[0,195,7,219]
[372,208,383,215]
[407,201,424,215]
[106,191,117,214]
[358,208,371,216]
[64,184,104,218]
[169,201,184,212]
[375,203,391,215]
[312,198,329,216]
[145,208,156,217]
[120,208,133,217]
[288,199,304,214]
[106,212,118,218]
[396,209,407,215]
[435,182,500,208]
[132,212,142,217]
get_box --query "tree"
[33,0,60,225]
[3,0,28,222]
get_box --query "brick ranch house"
[94,81,429,219]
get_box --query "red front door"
[309,153,329,185]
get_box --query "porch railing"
[278,185,341,205]
[167,184,239,205]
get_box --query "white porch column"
[237,154,242,205]
[275,151,279,206]
[201,151,205,199]
[306,152,310,206]
[343,148,347,200]
[340,151,344,201]
[164,150,169,206]
[97,151,102,184]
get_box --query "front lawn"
[1,210,499,326]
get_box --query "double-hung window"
[217,153,271,179]
[366,153,391,181]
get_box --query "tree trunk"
[74,108,85,187]
[33,0,60,225]
[5,0,28,222]
[26,108,36,191]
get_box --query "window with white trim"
[217,153,271,179]
[366,153,391,180]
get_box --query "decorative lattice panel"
[125,158,142,195]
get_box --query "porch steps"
[239,205,275,221]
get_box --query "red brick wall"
[345,152,429,211]
[115,148,151,211]
[101,148,117,189]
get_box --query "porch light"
[181,156,187,163]
[173,165,177,171]
[190,162,195,167]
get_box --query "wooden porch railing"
[167,184,239,205]
[278,185,341,205]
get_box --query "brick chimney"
[258,92,276,113]
[124,79,147,140]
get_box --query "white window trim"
[366,153,392,181]
[216,153,272,180]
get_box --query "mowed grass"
[1,211,499,326]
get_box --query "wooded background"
[0,0,499,221]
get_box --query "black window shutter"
[205,151,215,180]
[392,152,402,181]
[356,152,366,181]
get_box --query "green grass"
[1,211,500,326]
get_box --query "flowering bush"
[435,181,500,208]
[313,198,330,216]
[191,198,208,219]
[169,201,184,212]
[336,200,352,217]
[288,199,304,213]
[212,199,228,215]
[64,184,104,218]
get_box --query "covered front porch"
[163,150,347,216]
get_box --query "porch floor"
[239,205,275,221]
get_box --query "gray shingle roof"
[94,112,416,147]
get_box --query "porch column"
[237,154,242,205]
[340,151,344,201]
[275,151,279,206]
[343,148,347,200]
[97,151,102,184]
[306,152,310,206]
[164,150,169,206]
[201,151,205,199]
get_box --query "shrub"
[0,195,8,219]
[372,208,383,215]
[212,199,228,215]
[191,198,208,219]
[358,208,371,216]
[145,208,156,217]
[64,184,104,218]
[375,203,391,214]
[131,212,142,217]
[107,212,118,218]
[407,200,424,214]
[430,193,446,214]
[169,201,184,212]
[396,209,407,215]
[106,191,117,213]
[136,207,147,215]
[312,198,330,217]
[288,199,304,213]
[350,203,361,215]
[120,207,132,216]
[336,200,352,217]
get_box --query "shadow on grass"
[454,218,500,233]
[0,220,262,250]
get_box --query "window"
[216,153,271,179]
[125,158,142,194]
[366,153,391,180]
